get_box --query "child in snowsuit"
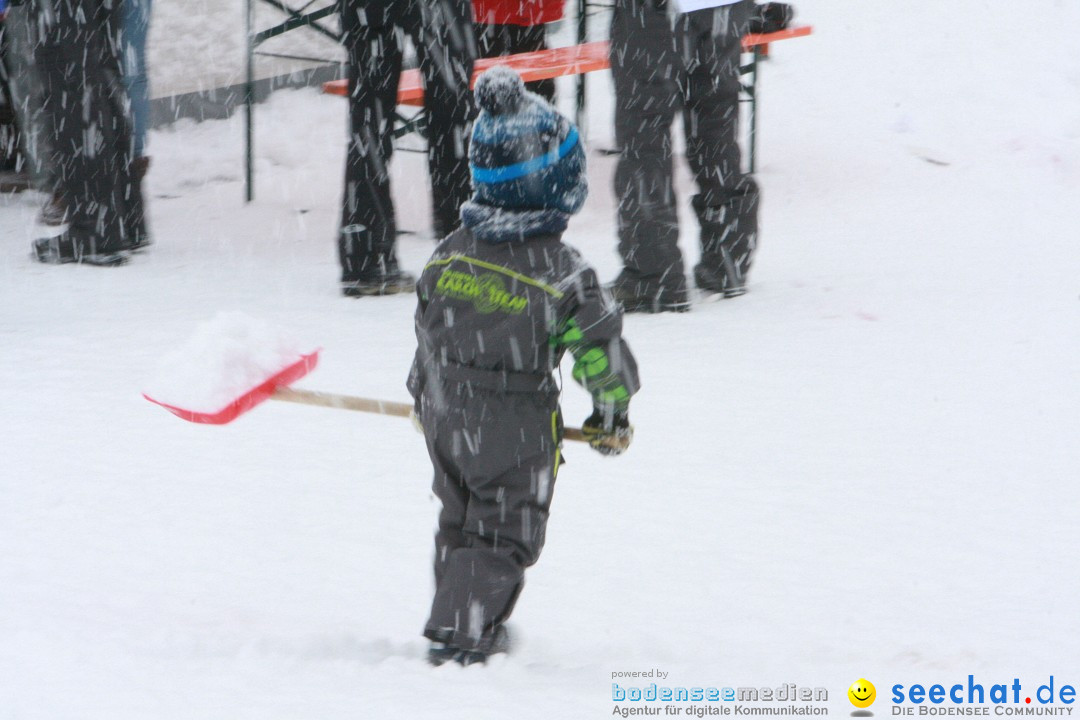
[408,66,640,667]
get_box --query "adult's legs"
[677,1,759,296]
[2,3,51,187]
[121,0,152,160]
[609,0,687,311]
[33,0,144,259]
[337,2,403,283]
[409,0,475,239]
[0,22,29,185]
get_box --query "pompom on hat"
[468,66,588,215]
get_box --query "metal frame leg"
[245,0,254,202]
[746,47,760,174]
[576,0,587,130]
[243,0,343,203]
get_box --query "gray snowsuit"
[408,218,640,653]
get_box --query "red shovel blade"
[144,350,320,425]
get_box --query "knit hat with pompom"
[468,66,587,214]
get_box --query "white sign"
[670,0,742,13]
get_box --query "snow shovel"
[144,348,588,442]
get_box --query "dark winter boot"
[426,625,512,667]
[128,233,153,253]
[0,170,33,194]
[341,263,417,297]
[426,642,461,667]
[32,235,129,267]
[692,178,759,299]
[608,269,690,313]
[749,2,795,34]
[127,157,153,253]
[454,625,512,667]
[454,650,490,667]
[694,261,747,299]
[38,191,68,226]
[134,156,151,181]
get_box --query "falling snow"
[1,0,1079,718]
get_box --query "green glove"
[582,409,633,456]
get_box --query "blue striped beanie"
[469,66,588,214]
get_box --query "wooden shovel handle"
[271,387,587,443]
[272,387,412,417]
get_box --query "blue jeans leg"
[122,0,152,158]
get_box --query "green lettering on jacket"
[435,269,529,315]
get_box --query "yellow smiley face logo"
[848,679,876,708]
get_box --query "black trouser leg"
[338,7,402,280]
[4,4,53,188]
[610,0,684,290]
[35,0,142,254]
[0,26,22,174]
[411,0,475,239]
[678,2,759,285]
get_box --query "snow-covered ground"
[2,1,1079,718]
